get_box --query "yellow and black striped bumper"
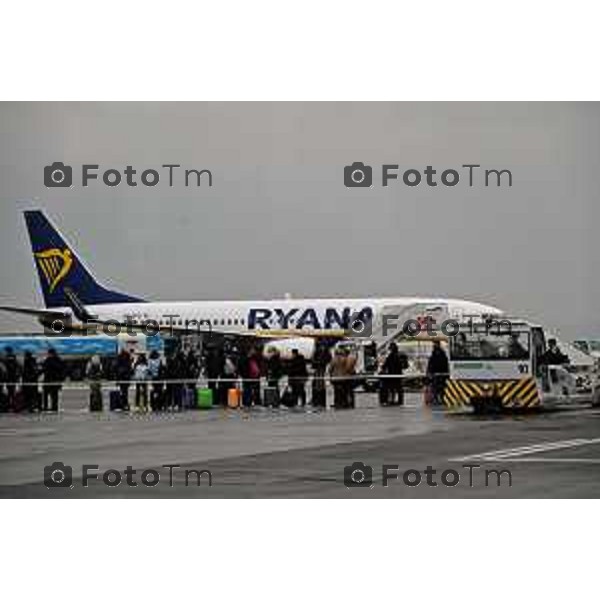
[444,377,540,409]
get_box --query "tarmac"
[1,389,599,497]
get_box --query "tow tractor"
[444,318,600,413]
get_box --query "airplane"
[0,210,503,357]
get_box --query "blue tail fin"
[24,210,145,308]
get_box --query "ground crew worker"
[427,341,449,405]
[542,338,569,365]
[41,348,65,412]
[381,342,409,406]
[507,333,528,359]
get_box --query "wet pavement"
[1,389,599,497]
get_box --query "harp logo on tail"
[34,248,74,292]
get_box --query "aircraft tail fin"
[24,210,145,308]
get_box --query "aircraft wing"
[0,304,69,321]
[3,290,349,344]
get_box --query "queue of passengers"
[0,341,451,413]
[112,347,200,411]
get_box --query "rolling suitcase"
[109,390,121,411]
[150,389,162,411]
[183,387,196,409]
[280,387,296,408]
[264,386,279,407]
[227,387,241,409]
[12,390,26,413]
[89,388,103,412]
[196,388,213,409]
[0,391,8,413]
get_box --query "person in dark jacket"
[265,347,283,388]
[115,349,133,410]
[4,347,21,409]
[22,351,40,412]
[287,348,308,407]
[427,341,449,405]
[42,348,65,412]
[204,344,225,404]
[311,341,332,408]
[312,341,332,378]
[541,338,569,366]
[381,342,409,405]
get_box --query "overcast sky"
[0,102,598,339]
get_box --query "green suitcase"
[196,388,213,409]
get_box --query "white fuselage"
[64,296,502,338]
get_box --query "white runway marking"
[451,438,600,462]
[494,457,600,464]
[0,428,57,436]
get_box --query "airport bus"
[0,333,166,380]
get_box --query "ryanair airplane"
[0,210,501,352]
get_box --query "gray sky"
[0,102,598,339]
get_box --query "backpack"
[224,357,236,376]
[248,358,261,379]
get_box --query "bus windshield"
[450,330,530,360]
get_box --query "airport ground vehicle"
[444,319,599,412]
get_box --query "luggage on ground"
[0,391,8,413]
[227,387,241,408]
[150,389,162,411]
[89,388,103,412]
[183,387,196,409]
[196,387,213,409]
[12,390,26,412]
[280,386,296,408]
[109,390,121,411]
[264,386,279,407]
